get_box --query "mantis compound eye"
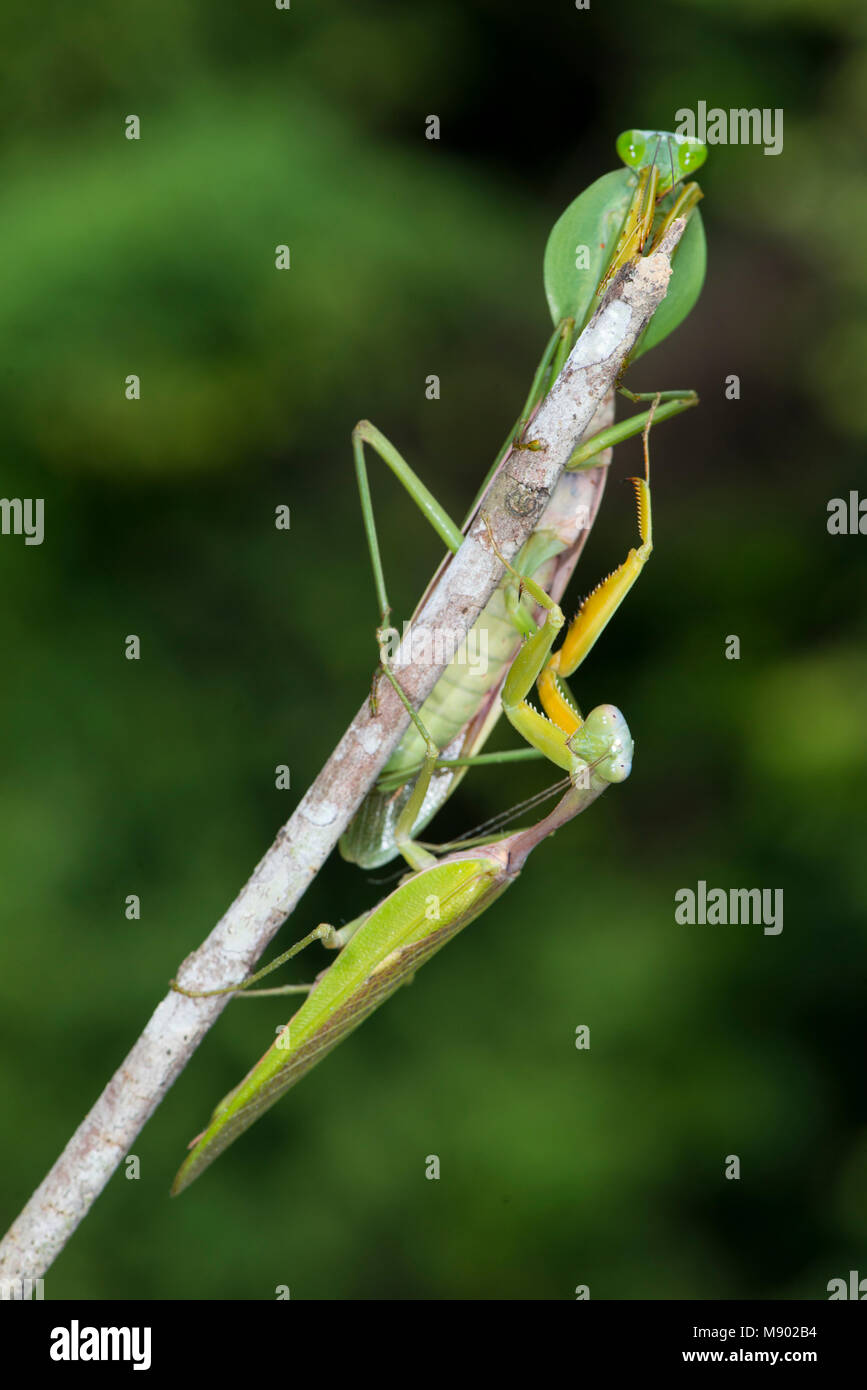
[673,133,707,178]
[616,128,647,171]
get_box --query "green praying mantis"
[169,129,708,1195]
[340,126,706,868]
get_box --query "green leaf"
[634,209,706,359]
[544,169,634,329]
[543,169,706,361]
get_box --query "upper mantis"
[170,130,708,1193]
[340,127,706,868]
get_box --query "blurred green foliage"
[0,0,865,1299]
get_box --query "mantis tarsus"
[169,130,707,1193]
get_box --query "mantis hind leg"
[169,913,372,1001]
[352,420,464,711]
[170,923,339,1000]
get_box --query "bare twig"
[0,221,685,1289]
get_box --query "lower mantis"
[171,409,657,1194]
[339,128,706,868]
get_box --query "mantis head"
[568,703,634,785]
[616,128,707,197]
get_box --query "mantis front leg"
[537,400,657,730]
[482,518,632,784]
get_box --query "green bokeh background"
[1,0,865,1300]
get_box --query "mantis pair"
[170,129,708,1195]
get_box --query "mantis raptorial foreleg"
[480,517,631,784]
[537,398,657,730]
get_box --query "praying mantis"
[169,130,708,1194]
[339,127,706,868]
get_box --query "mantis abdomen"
[172,858,509,1194]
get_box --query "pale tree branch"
[0,220,685,1289]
